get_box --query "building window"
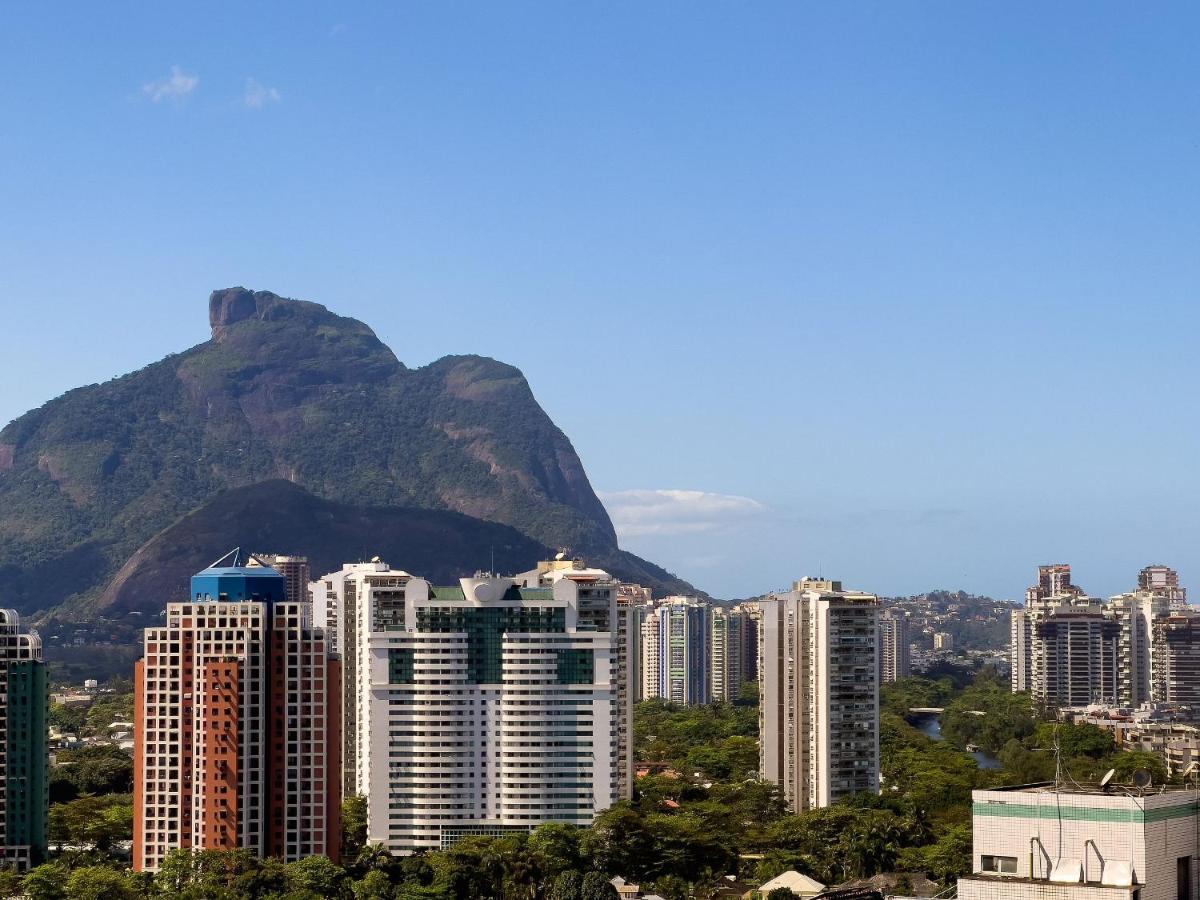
[981,855,1018,875]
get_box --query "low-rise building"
[958,782,1200,900]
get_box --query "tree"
[286,855,345,898]
[65,866,135,900]
[354,869,394,900]
[580,871,618,900]
[767,890,800,900]
[23,863,68,900]
[0,868,22,900]
[528,822,581,878]
[49,795,133,852]
[342,795,369,862]
[547,870,582,900]
[1110,750,1169,785]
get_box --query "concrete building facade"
[958,783,1200,900]
[759,578,880,812]
[878,608,910,684]
[641,597,711,705]
[0,610,46,870]
[710,606,745,703]
[133,555,340,873]
[361,565,621,852]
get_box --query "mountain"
[0,287,695,620]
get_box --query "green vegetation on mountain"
[0,287,693,619]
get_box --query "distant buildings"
[711,605,748,702]
[878,608,910,683]
[133,553,340,873]
[759,578,879,811]
[958,781,1199,898]
[641,597,711,705]
[0,610,47,870]
[361,560,622,852]
[932,631,954,651]
[252,553,311,605]
[1011,563,1200,714]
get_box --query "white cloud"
[242,78,281,110]
[142,66,199,103]
[599,489,766,538]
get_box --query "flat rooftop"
[984,781,1200,797]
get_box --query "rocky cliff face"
[0,287,685,618]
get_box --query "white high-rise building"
[361,564,621,852]
[759,578,880,812]
[878,608,910,683]
[309,558,414,798]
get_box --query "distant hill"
[0,287,695,620]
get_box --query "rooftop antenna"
[1132,769,1153,790]
[490,546,495,576]
[1099,768,1117,792]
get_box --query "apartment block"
[1013,565,1198,713]
[0,610,47,870]
[362,563,621,852]
[959,782,1200,900]
[759,578,880,811]
[253,554,311,605]
[308,558,413,798]
[1152,615,1200,710]
[615,582,650,798]
[710,606,745,703]
[878,608,910,683]
[134,553,340,872]
[642,597,711,705]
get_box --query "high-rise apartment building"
[759,578,879,811]
[1140,564,1186,603]
[0,610,47,870]
[878,608,910,683]
[1152,615,1200,709]
[710,606,745,703]
[359,564,620,853]
[736,601,762,686]
[134,554,341,873]
[615,582,650,798]
[1026,564,1085,602]
[1013,564,1194,711]
[308,558,413,799]
[642,597,711,705]
[253,554,311,605]
[1108,590,1171,707]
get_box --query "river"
[912,713,1003,770]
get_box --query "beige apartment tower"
[759,578,880,811]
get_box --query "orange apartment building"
[134,552,340,872]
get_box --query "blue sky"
[2,3,1198,600]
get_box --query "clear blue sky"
[2,3,1198,600]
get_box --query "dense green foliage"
[634,699,759,780]
[50,744,134,803]
[940,672,1038,753]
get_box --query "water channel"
[911,712,1003,770]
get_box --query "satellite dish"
[1132,769,1153,789]
[1099,769,1116,791]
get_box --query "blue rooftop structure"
[191,548,286,603]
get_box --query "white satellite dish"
[1099,768,1116,790]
